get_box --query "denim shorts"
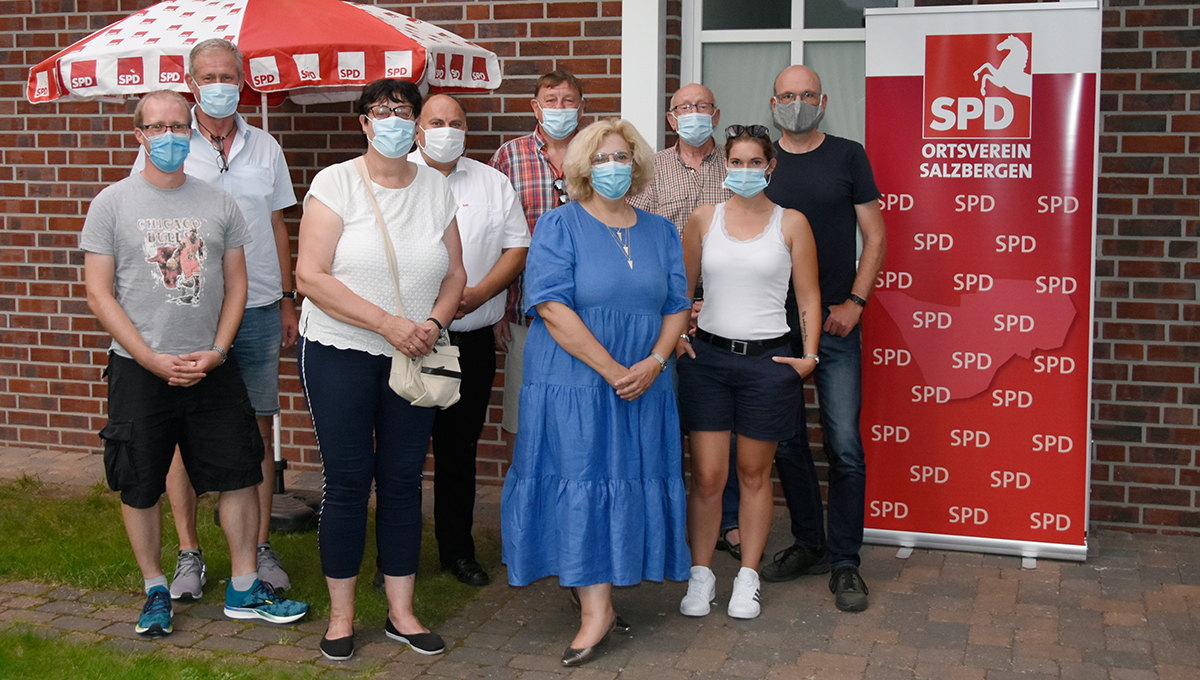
[230,302,282,416]
[676,337,804,442]
[99,353,264,509]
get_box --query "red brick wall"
[2,0,1197,535]
[0,0,624,479]
[1088,0,1199,534]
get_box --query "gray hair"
[189,39,244,80]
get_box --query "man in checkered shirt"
[489,69,587,435]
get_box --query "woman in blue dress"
[501,118,692,667]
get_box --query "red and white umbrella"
[27,0,501,106]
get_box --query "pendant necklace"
[606,224,633,269]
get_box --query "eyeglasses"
[773,91,821,104]
[366,103,415,120]
[725,124,770,139]
[552,177,568,204]
[670,102,715,115]
[137,123,192,136]
[589,151,632,166]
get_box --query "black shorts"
[99,352,264,510]
[676,337,804,442]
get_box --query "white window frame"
[681,1,875,86]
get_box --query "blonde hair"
[133,90,191,128]
[563,118,654,202]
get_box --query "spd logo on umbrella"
[923,33,1032,139]
[69,61,97,90]
[159,55,184,84]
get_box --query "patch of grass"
[0,479,500,630]
[0,627,348,680]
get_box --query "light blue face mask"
[147,131,191,173]
[197,82,240,119]
[723,168,769,198]
[539,106,579,140]
[674,112,714,147]
[369,116,416,159]
[590,160,633,199]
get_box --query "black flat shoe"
[384,617,446,655]
[717,526,743,561]
[567,587,631,633]
[320,633,354,661]
[445,557,490,586]
[561,616,616,667]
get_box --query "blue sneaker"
[224,579,308,624]
[135,585,173,636]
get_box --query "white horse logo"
[973,35,1031,98]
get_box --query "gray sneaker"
[170,549,206,601]
[256,544,291,592]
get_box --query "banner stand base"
[865,528,1087,563]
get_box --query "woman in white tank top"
[674,125,822,620]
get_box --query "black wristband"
[849,294,867,308]
[426,317,444,332]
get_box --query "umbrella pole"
[261,92,270,135]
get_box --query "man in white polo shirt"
[410,94,530,586]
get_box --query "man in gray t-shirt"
[82,90,307,638]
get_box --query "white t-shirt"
[133,111,296,308]
[299,159,458,356]
[409,152,530,331]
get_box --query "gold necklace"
[606,224,633,269]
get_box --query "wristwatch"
[848,293,867,308]
[281,290,297,300]
[650,352,668,372]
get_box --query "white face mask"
[419,126,466,164]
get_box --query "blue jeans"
[230,302,282,416]
[775,321,866,569]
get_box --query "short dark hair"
[724,126,775,161]
[534,70,584,99]
[358,79,422,118]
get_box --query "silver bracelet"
[803,353,819,364]
[212,345,228,366]
[679,334,691,343]
[650,352,667,372]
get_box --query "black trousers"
[430,326,497,565]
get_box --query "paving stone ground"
[2,444,1198,679]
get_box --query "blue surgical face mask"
[146,131,191,173]
[590,160,633,200]
[674,112,714,147]
[723,167,769,198]
[197,82,240,119]
[539,106,579,140]
[369,116,416,159]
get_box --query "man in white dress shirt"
[409,94,530,586]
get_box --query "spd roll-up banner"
[861,2,1100,561]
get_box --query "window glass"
[702,0,790,30]
[803,41,867,145]
[805,0,897,30]
[701,42,791,145]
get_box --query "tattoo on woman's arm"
[801,310,808,346]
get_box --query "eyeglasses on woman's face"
[366,103,416,121]
[589,151,632,166]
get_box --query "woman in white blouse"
[295,79,466,662]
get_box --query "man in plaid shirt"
[630,83,731,236]
[489,69,586,434]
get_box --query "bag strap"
[353,155,407,319]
